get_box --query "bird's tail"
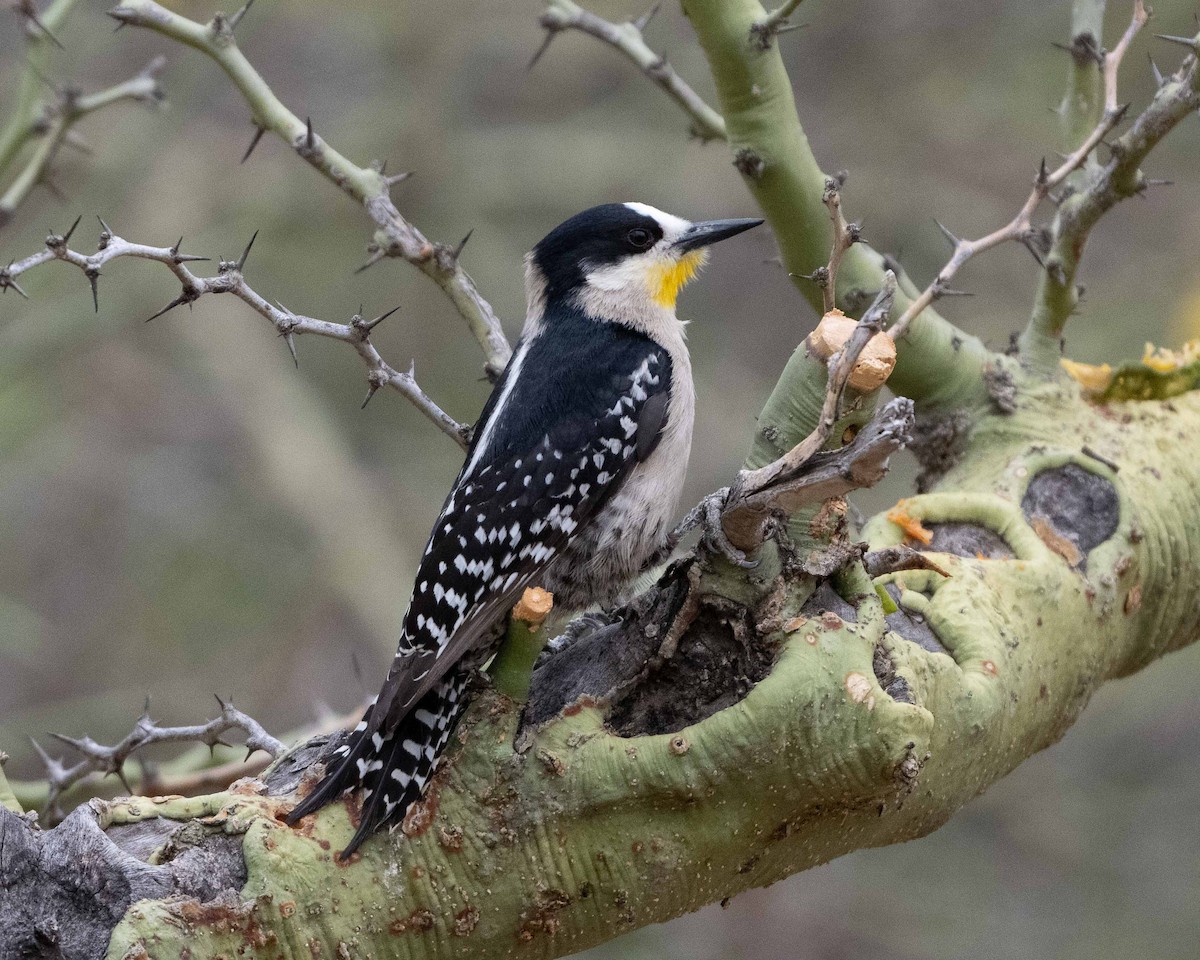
[285,665,472,858]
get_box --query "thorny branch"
[800,175,861,314]
[105,0,512,378]
[887,0,1150,342]
[10,703,363,817]
[534,0,728,142]
[28,695,283,822]
[1,0,166,229]
[1024,10,1200,360]
[0,220,471,446]
[0,56,166,228]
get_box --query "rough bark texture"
[2,369,1197,960]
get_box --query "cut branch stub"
[807,309,896,392]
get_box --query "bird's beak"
[673,217,764,253]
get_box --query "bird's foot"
[675,487,759,569]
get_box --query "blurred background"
[1,1,1197,957]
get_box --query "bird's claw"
[697,488,759,569]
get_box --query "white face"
[580,203,709,315]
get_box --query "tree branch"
[0,221,471,446]
[28,696,282,823]
[534,0,728,142]
[10,703,363,821]
[1021,7,1199,367]
[680,0,993,412]
[887,2,1148,343]
[1056,0,1106,170]
[105,0,512,378]
[6,369,1199,958]
[0,57,166,227]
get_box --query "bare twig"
[29,696,283,822]
[535,0,727,142]
[816,175,860,314]
[10,703,363,816]
[0,57,166,227]
[1,222,470,446]
[749,0,807,51]
[731,272,897,505]
[105,0,512,379]
[888,1,1149,342]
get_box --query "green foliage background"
[1,1,1197,957]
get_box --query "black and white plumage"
[286,203,761,856]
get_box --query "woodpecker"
[286,202,762,855]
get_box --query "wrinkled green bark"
[97,369,1200,959]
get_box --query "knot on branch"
[733,148,766,180]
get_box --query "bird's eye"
[627,228,653,249]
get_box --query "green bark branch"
[679,0,993,412]
[29,368,1186,960]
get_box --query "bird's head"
[525,202,762,330]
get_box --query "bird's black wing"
[372,313,673,731]
[286,313,673,852]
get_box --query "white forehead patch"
[623,202,692,238]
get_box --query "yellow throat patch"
[650,250,707,307]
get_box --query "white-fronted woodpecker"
[285,202,762,856]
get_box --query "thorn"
[935,287,974,298]
[791,266,830,287]
[361,382,380,409]
[86,268,99,312]
[933,219,959,249]
[1153,34,1199,50]
[241,123,266,164]
[528,29,557,71]
[228,0,256,31]
[385,169,414,188]
[170,237,208,264]
[145,290,194,322]
[96,215,114,244]
[632,1,661,32]
[1143,177,1174,187]
[1,263,30,299]
[452,229,474,261]
[304,116,315,151]
[363,304,401,333]
[61,214,82,245]
[354,247,386,275]
[284,332,298,367]
[1149,53,1166,88]
[115,765,135,795]
[774,22,805,36]
[1036,157,1049,187]
[235,230,258,272]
